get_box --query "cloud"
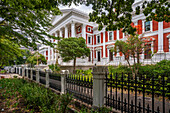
[59,4,93,14]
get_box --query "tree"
[0,37,22,68]
[84,0,169,34]
[113,33,152,76]
[0,0,62,49]
[15,49,32,65]
[58,37,90,73]
[26,52,47,67]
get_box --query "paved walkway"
[0,73,21,79]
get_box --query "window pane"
[97,51,100,62]
[88,37,91,43]
[109,32,112,40]
[145,21,150,31]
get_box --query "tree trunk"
[73,58,76,74]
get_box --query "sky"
[59,4,93,14]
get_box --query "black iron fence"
[49,72,61,92]
[11,66,170,113]
[32,70,36,80]
[66,74,93,106]
[39,71,46,85]
[105,73,170,113]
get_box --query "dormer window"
[88,27,91,32]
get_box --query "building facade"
[39,1,170,66]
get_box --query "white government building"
[39,0,170,68]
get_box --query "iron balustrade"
[66,74,93,106]
[49,72,61,92]
[105,73,169,113]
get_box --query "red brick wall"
[105,31,108,42]
[94,35,96,45]
[163,21,170,29]
[163,33,170,52]
[119,30,123,39]
[114,31,117,40]
[86,34,87,44]
[152,35,158,53]
[101,32,103,43]
[153,20,158,31]
[138,20,142,34]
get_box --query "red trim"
[105,31,108,42]
[138,20,142,34]
[86,34,87,44]
[76,26,82,34]
[153,20,158,31]
[119,29,123,39]
[152,35,158,53]
[163,33,170,52]
[86,25,93,34]
[114,31,117,40]
[101,32,103,43]
[163,21,170,29]
[94,35,96,45]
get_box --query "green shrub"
[0,70,7,73]
[49,64,60,73]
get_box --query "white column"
[142,20,145,33]
[44,51,46,58]
[65,26,68,38]
[48,46,50,63]
[158,22,164,53]
[150,21,153,32]
[60,29,62,37]
[71,22,75,37]
[151,40,154,54]
[82,24,86,39]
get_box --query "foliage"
[0,70,7,73]
[26,52,47,67]
[59,93,73,113]
[138,60,170,78]
[108,65,131,74]
[0,37,22,68]
[0,78,73,112]
[49,64,60,73]
[84,0,169,34]
[0,0,62,49]
[58,37,90,73]
[15,49,32,65]
[113,34,151,76]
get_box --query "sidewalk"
[0,73,21,79]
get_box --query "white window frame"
[87,27,91,32]
[96,35,101,44]
[108,31,113,41]
[88,36,92,44]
